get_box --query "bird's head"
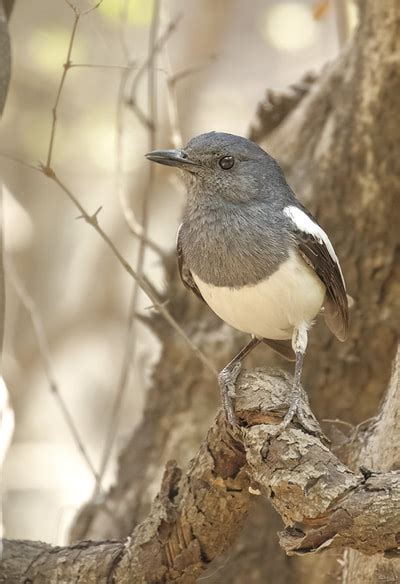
[145,132,285,203]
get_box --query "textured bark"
[3,368,400,583]
[256,1,400,425]
[246,4,400,581]
[342,346,400,582]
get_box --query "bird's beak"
[145,149,200,169]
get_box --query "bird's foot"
[272,398,326,440]
[218,361,242,426]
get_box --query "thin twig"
[167,56,217,90]
[0,38,215,375]
[47,38,165,258]
[115,68,149,250]
[69,63,136,71]
[126,13,182,109]
[46,0,106,170]
[95,0,162,492]
[64,0,104,17]
[5,0,216,497]
[164,56,219,149]
[322,418,354,429]
[0,151,38,171]
[5,254,102,484]
[45,13,79,169]
[40,165,216,375]
[68,63,167,76]
[164,33,183,149]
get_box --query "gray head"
[145,132,290,204]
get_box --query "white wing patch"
[283,205,346,289]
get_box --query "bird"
[145,132,348,432]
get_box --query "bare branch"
[126,13,182,111]
[39,166,216,375]
[167,56,217,90]
[5,254,101,485]
[46,0,105,169]
[343,344,400,580]
[0,151,39,171]
[64,0,104,17]
[45,13,79,169]
[0,153,215,375]
[95,0,162,494]
[3,363,400,581]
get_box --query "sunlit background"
[0,0,356,544]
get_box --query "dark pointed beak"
[145,149,199,169]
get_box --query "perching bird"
[146,132,348,431]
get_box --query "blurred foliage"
[99,0,154,26]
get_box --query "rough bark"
[257,0,400,424]
[3,366,400,583]
[342,345,400,582]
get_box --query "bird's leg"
[281,323,308,430]
[219,337,261,425]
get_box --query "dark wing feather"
[263,338,295,361]
[295,229,348,341]
[176,224,205,302]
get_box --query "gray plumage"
[170,132,348,342]
[146,132,349,429]
[179,132,294,287]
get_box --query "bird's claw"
[271,399,326,441]
[218,362,242,426]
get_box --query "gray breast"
[180,200,292,288]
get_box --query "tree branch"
[3,360,400,582]
[342,344,400,581]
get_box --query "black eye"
[219,155,234,170]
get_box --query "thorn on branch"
[38,162,56,179]
[76,205,103,226]
[64,0,104,17]
[144,299,170,312]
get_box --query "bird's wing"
[284,205,349,341]
[176,223,205,302]
[262,339,295,361]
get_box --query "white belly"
[192,252,325,340]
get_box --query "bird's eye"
[218,156,234,170]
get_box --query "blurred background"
[0,0,356,545]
